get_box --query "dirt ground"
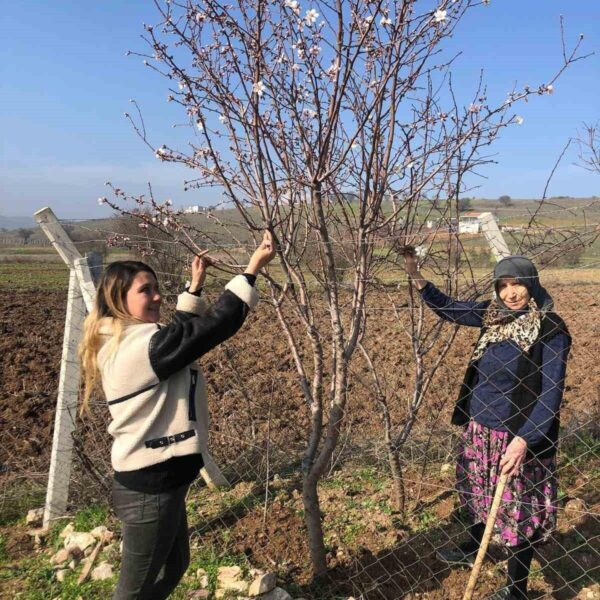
[1,284,599,598]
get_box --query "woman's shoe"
[486,587,520,599]
[435,544,478,567]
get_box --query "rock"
[217,565,248,594]
[271,474,285,489]
[91,562,114,581]
[564,498,586,517]
[26,507,44,526]
[102,543,116,555]
[64,532,96,552]
[218,579,249,595]
[248,572,276,596]
[55,568,69,582]
[59,522,74,539]
[577,585,600,600]
[50,548,70,566]
[90,526,112,540]
[28,527,49,546]
[188,591,210,599]
[196,568,209,589]
[259,588,293,600]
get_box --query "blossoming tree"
[105,0,586,577]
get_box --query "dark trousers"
[112,479,190,600]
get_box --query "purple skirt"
[456,420,558,547]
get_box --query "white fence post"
[43,269,85,525]
[478,212,511,261]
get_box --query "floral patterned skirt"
[456,420,558,547]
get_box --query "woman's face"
[125,271,162,323]
[497,277,530,311]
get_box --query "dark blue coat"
[420,282,571,452]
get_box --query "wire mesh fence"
[1,217,599,599]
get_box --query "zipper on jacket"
[188,369,198,421]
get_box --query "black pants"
[112,479,190,600]
[465,522,538,599]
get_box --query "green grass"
[0,262,68,290]
[72,505,109,533]
[0,533,8,565]
[19,554,116,600]
[0,484,46,527]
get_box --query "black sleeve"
[149,290,249,380]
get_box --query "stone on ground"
[248,572,277,596]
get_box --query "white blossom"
[195,12,205,23]
[515,115,524,125]
[97,197,107,205]
[178,81,185,90]
[546,84,554,94]
[219,115,227,123]
[433,9,447,22]
[165,199,173,206]
[468,103,482,113]
[253,80,266,96]
[351,142,359,151]
[415,246,427,259]
[405,161,415,170]
[285,0,300,13]
[155,146,167,158]
[138,222,149,229]
[380,16,393,26]
[364,15,373,24]
[304,8,319,26]
[326,60,340,78]
[196,120,203,131]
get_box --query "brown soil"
[1,285,599,599]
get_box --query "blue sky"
[1,1,599,219]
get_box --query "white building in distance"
[458,212,484,233]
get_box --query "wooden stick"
[462,472,509,600]
[77,533,107,585]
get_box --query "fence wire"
[0,233,599,600]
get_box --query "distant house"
[184,205,201,213]
[458,212,483,233]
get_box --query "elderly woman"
[403,253,571,600]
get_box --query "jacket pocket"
[188,369,198,421]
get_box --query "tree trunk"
[388,446,405,515]
[302,473,327,577]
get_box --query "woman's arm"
[516,331,571,447]
[149,231,276,380]
[403,249,487,327]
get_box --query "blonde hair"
[79,261,157,415]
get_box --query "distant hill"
[0,215,36,230]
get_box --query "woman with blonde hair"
[80,232,275,599]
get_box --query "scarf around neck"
[471,297,542,362]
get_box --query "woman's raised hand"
[245,231,276,276]
[189,251,211,293]
[401,246,420,278]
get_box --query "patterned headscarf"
[471,256,552,361]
